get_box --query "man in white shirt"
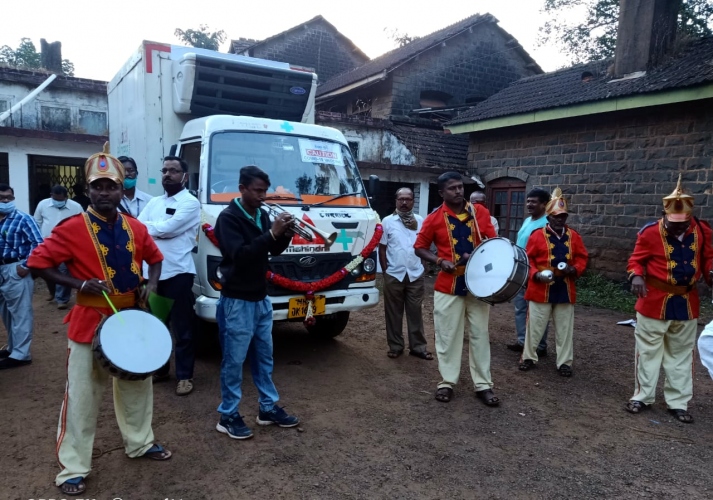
[118,156,152,217]
[378,187,432,360]
[470,191,499,236]
[138,156,201,396]
[33,185,83,309]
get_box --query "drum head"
[466,238,518,298]
[98,309,172,375]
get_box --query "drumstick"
[102,291,125,325]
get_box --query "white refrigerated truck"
[108,41,380,337]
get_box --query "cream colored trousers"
[433,291,492,391]
[55,339,155,486]
[523,302,574,369]
[632,313,697,410]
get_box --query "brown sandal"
[60,477,86,496]
[435,387,453,403]
[668,408,694,423]
[624,400,649,414]
[409,350,434,360]
[387,350,403,359]
[142,444,172,460]
[475,389,500,407]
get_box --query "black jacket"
[214,201,291,301]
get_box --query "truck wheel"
[305,312,350,338]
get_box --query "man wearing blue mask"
[0,183,43,369]
[118,156,152,217]
[33,185,83,309]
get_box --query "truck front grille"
[267,252,353,296]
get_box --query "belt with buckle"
[645,276,694,296]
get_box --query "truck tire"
[305,311,350,338]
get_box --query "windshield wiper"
[265,194,303,202]
[309,192,361,208]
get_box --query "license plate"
[287,295,326,319]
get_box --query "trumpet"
[262,202,338,249]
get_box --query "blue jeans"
[514,287,547,349]
[216,296,279,417]
[55,263,71,304]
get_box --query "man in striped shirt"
[0,183,43,369]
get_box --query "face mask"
[0,202,15,214]
[123,178,137,189]
[51,199,67,209]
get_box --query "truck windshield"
[208,132,367,206]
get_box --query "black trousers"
[155,273,197,380]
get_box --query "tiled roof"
[389,123,469,170]
[316,112,468,170]
[447,36,713,126]
[229,15,369,62]
[317,13,541,97]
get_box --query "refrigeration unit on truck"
[108,41,380,337]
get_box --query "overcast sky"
[2,0,572,81]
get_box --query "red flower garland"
[265,223,382,294]
[201,222,383,325]
[201,223,220,247]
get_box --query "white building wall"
[0,81,107,135]
[324,124,433,218]
[0,136,100,213]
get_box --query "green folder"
[148,292,174,323]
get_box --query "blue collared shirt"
[0,209,44,265]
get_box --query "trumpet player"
[213,165,300,440]
[519,188,588,377]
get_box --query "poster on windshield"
[298,139,343,166]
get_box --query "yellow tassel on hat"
[85,143,125,185]
[546,187,568,216]
[663,174,693,222]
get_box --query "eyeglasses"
[160,168,183,175]
[0,195,15,202]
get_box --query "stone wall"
[247,18,368,83]
[389,22,538,118]
[465,100,713,278]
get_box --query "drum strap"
[77,291,136,309]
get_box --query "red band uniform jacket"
[414,203,497,296]
[524,225,589,304]
[627,219,713,320]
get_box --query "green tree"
[0,38,74,76]
[174,25,226,51]
[539,0,713,63]
[384,28,420,48]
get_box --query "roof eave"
[316,71,388,101]
[445,83,713,134]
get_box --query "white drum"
[465,237,530,304]
[93,309,172,380]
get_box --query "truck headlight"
[362,258,376,273]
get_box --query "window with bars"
[489,179,526,242]
[29,155,87,213]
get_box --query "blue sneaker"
[256,406,300,427]
[216,414,253,440]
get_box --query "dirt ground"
[3,277,713,500]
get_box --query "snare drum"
[93,309,172,380]
[465,237,529,304]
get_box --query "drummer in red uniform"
[625,175,713,423]
[28,144,172,497]
[518,188,588,377]
[414,171,498,406]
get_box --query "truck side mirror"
[367,175,380,200]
